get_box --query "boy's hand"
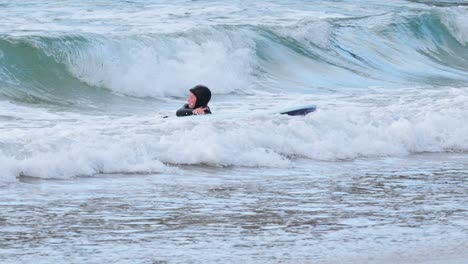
[192,107,207,115]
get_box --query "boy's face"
[187,92,197,109]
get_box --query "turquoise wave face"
[0,36,96,107]
[0,36,160,112]
[0,6,467,108]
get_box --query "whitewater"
[1,0,468,263]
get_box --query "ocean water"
[1,0,468,263]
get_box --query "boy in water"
[176,85,212,116]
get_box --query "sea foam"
[61,29,256,98]
[1,87,467,182]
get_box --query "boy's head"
[188,85,211,109]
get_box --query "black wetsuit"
[176,85,212,117]
[176,104,212,116]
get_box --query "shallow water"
[1,153,467,263]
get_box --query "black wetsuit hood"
[176,85,212,117]
[190,85,211,109]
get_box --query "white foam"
[279,20,334,49]
[62,30,256,98]
[1,87,468,182]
